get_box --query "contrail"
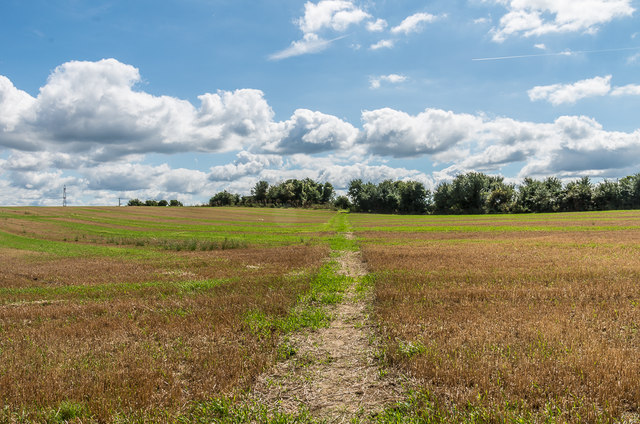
[472,46,640,61]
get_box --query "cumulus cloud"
[611,84,640,96]
[261,109,359,154]
[209,151,284,181]
[296,0,370,33]
[370,39,394,50]
[528,75,640,104]
[0,59,368,164]
[491,0,634,42]
[3,59,640,205]
[360,108,483,157]
[366,18,387,32]
[369,74,407,89]
[528,75,612,105]
[271,0,369,59]
[390,12,439,35]
[0,59,285,160]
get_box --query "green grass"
[0,278,230,304]
[243,260,352,338]
[0,230,160,258]
[0,207,339,250]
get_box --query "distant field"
[354,210,640,422]
[1,207,639,422]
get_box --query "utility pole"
[118,197,121,207]
[63,185,67,207]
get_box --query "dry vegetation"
[355,211,640,422]
[0,207,331,422]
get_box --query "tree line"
[429,172,640,214]
[208,178,335,208]
[127,199,183,207]
[144,171,640,214]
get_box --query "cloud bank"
[2,59,640,205]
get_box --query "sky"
[1,0,640,206]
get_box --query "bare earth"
[250,236,405,422]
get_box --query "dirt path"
[250,233,404,422]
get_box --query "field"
[353,211,640,423]
[1,207,639,422]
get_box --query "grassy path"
[249,213,404,422]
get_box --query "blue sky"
[1,0,640,205]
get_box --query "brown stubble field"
[353,211,640,422]
[0,206,332,421]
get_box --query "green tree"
[209,190,238,207]
[252,180,269,205]
[593,180,620,210]
[333,195,352,210]
[562,177,593,211]
[321,182,334,204]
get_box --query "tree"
[321,182,335,204]
[397,181,430,214]
[157,199,168,207]
[517,177,562,213]
[486,179,516,214]
[433,182,453,213]
[209,190,238,207]
[562,177,593,212]
[334,195,352,210]
[252,181,269,205]
[127,198,144,206]
[169,199,183,207]
[619,174,640,209]
[593,180,620,210]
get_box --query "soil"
[250,233,405,422]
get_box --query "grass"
[3,206,640,422]
[354,210,640,423]
[0,206,337,422]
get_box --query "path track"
[251,232,404,422]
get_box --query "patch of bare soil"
[250,235,405,422]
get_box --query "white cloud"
[0,76,36,134]
[611,84,640,96]
[208,151,284,181]
[528,75,612,105]
[4,59,640,205]
[366,18,387,32]
[270,0,369,59]
[360,108,483,157]
[261,109,359,154]
[390,12,439,35]
[491,0,635,42]
[474,17,490,24]
[0,59,366,163]
[297,0,370,33]
[534,43,546,50]
[370,39,394,50]
[0,59,284,160]
[269,33,340,60]
[627,52,640,64]
[369,74,407,89]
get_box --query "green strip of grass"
[0,278,230,304]
[0,230,159,258]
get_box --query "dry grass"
[0,207,331,422]
[358,211,640,422]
